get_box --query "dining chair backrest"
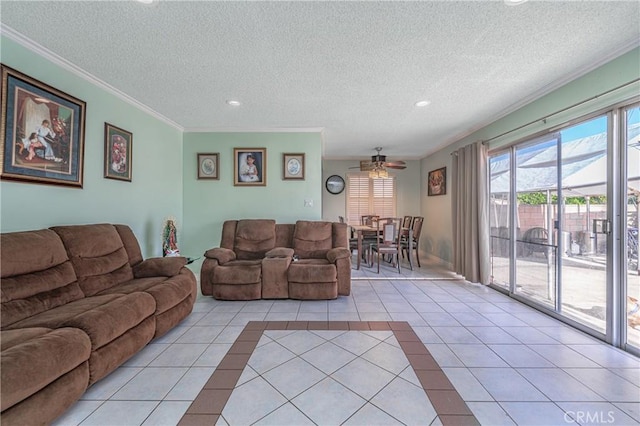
[338,216,345,223]
[402,216,412,229]
[412,216,424,242]
[361,215,379,226]
[377,217,402,245]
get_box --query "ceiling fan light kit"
[351,147,407,178]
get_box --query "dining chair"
[402,216,424,267]
[402,215,412,230]
[369,217,402,273]
[360,215,379,226]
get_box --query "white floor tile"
[253,402,314,425]
[488,344,556,368]
[564,368,640,402]
[442,368,494,401]
[499,402,572,426]
[141,401,191,426]
[274,330,326,354]
[148,344,208,367]
[343,402,404,425]
[81,367,143,401]
[447,344,510,368]
[470,368,549,402]
[79,401,159,426]
[332,357,396,400]
[301,341,357,375]
[467,402,516,426]
[262,357,326,399]
[111,367,188,400]
[248,340,297,374]
[369,377,437,425]
[193,343,232,367]
[291,377,366,425]
[221,376,288,425]
[165,367,215,400]
[331,331,383,356]
[517,368,604,402]
[360,341,410,374]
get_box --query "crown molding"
[1,25,184,132]
[183,127,324,133]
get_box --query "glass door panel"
[625,105,640,349]
[514,135,559,308]
[489,151,510,289]
[559,116,608,334]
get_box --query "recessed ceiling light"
[504,0,528,5]
[137,0,154,4]
[415,100,431,107]
[226,100,241,106]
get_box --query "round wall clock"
[325,175,345,194]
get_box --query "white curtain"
[451,141,491,284]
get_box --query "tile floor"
[52,258,640,426]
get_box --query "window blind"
[346,173,396,224]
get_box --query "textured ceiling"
[1,1,638,160]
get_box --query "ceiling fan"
[350,147,406,176]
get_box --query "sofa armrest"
[265,247,294,258]
[133,257,187,278]
[204,247,236,264]
[327,247,351,263]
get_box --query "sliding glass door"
[489,100,639,353]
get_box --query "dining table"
[350,224,413,271]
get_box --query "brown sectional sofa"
[200,219,351,300]
[0,224,197,426]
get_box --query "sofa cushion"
[5,293,155,350]
[213,260,262,284]
[51,224,134,296]
[288,259,337,283]
[1,327,91,412]
[1,229,84,328]
[293,221,333,259]
[234,220,276,260]
[114,224,144,267]
[133,257,187,278]
[97,273,193,316]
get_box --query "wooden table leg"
[357,231,362,270]
[407,230,414,271]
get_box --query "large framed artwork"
[428,166,446,196]
[104,123,133,182]
[234,147,266,186]
[0,65,86,188]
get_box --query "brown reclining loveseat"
[200,219,351,300]
[0,224,197,425]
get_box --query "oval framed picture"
[283,153,305,180]
[197,153,219,180]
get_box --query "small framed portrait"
[104,123,132,182]
[0,65,86,188]
[234,147,266,186]
[283,153,305,180]
[428,166,446,196]
[197,153,219,180]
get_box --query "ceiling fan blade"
[384,161,406,166]
[359,160,374,171]
[385,164,406,169]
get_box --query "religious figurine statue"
[162,218,180,257]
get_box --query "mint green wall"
[321,159,422,222]
[0,36,184,257]
[421,47,640,266]
[182,132,322,269]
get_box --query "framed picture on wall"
[104,123,133,182]
[234,147,266,186]
[0,64,86,188]
[428,166,446,196]
[283,153,305,180]
[197,152,219,180]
